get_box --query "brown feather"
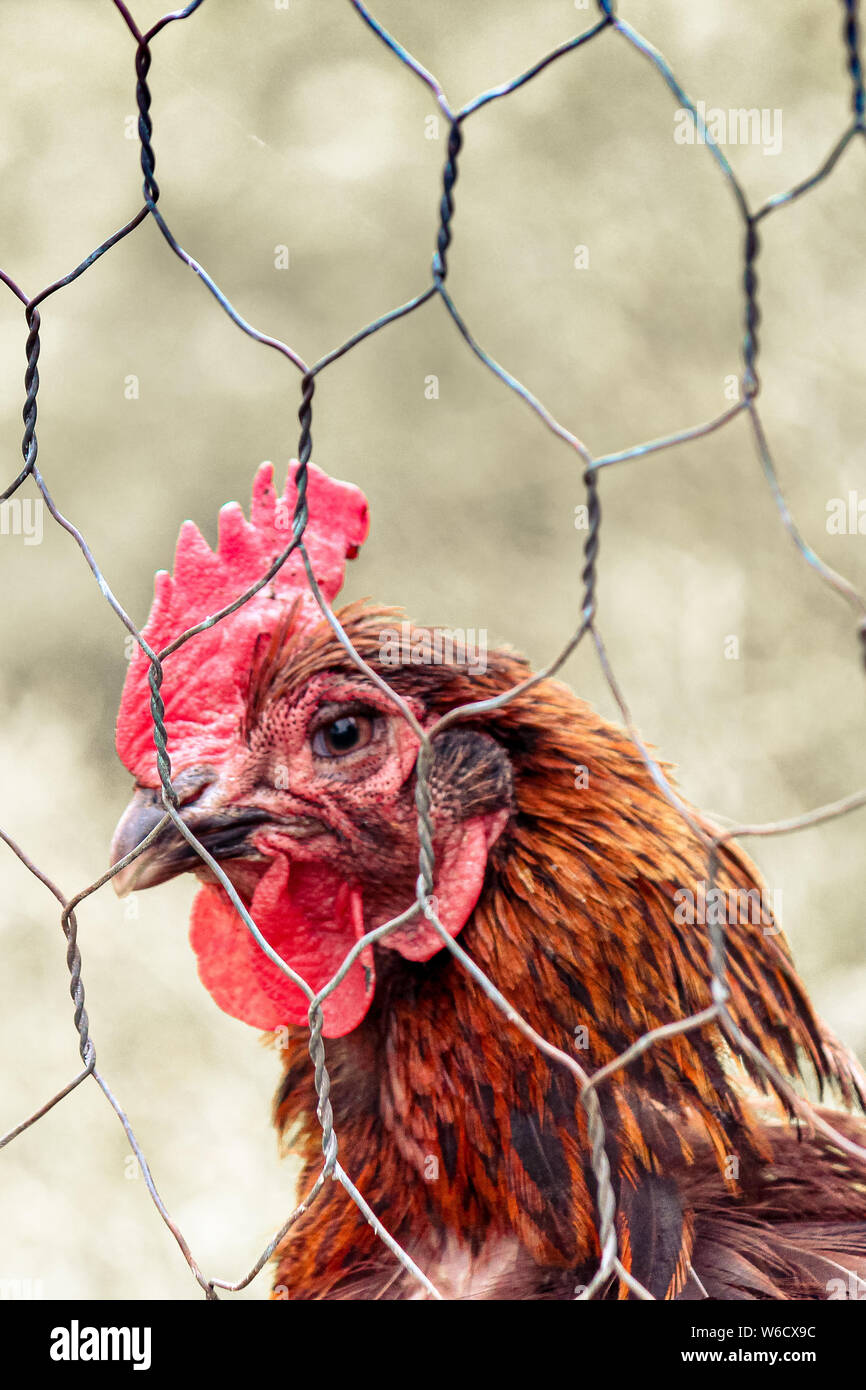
[259,605,866,1299]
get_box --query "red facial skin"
[115,672,508,1036]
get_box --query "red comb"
[116,461,369,784]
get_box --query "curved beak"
[109,786,271,897]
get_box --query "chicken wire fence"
[1,0,866,1302]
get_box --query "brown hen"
[111,462,866,1300]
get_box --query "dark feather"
[618,1175,688,1299]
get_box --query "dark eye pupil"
[327,716,360,751]
[313,711,376,759]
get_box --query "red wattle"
[382,814,503,961]
[188,854,374,1038]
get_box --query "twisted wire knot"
[432,122,463,284]
[21,304,40,477]
[414,742,437,903]
[135,41,160,206]
[148,659,178,807]
[580,467,601,625]
[743,218,761,395]
[293,375,315,544]
[308,1003,338,1178]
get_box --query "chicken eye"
[312,713,375,758]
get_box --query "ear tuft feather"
[115,460,369,785]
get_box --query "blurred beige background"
[1,0,864,1299]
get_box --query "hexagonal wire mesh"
[1,0,865,1300]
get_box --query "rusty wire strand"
[1,0,865,1301]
